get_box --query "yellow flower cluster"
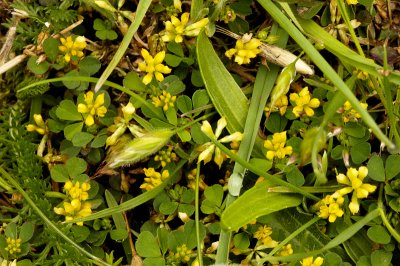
[54,180,92,226]
[26,114,47,135]
[341,101,368,123]
[152,90,177,111]
[174,244,192,263]
[5,237,21,255]
[198,117,243,168]
[162,13,209,43]
[346,0,358,5]
[186,168,207,190]
[264,95,288,116]
[277,244,293,256]
[138,49,172,85]
[264,131,293,160]
[225,37,262,65]
[332,166,376,214]
[106,102,136,147]
[140,168,170,191]
[77,91,108,126]
[301,256,324,266]
[58,36,87,63]
[290,87,320,118]
[154,146,178,167]
[253,225,278,248]
[317,195,344,223]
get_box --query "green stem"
[195,162,203,266]
[378,184,400,243]
[208,137,320,201]
[337,0,364,57]
[0,165,111,266]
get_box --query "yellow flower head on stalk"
[5,237,22,255]
[197,117,243,168]
[77,91,107,126]
[162,12,209,43]
[26,114,47,135]
[173,0,182,12]
[54,179,92,226]
[152,90,177,111]
[290,87,320,117]
[58,36,87,63]
[138,49,172,85]
[253,225,279,248]
[64,180,91,201]
[140,168,170,191]
[277,244,293,256]
[301,256,324,266]
[264,95,288,116]
[263,131,292,160]
[341,101,368,123]
[317,194,344,223]
[332,166,377,214]
[225,36,262,65]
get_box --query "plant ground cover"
[1,0,400,265]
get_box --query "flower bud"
[106,129,174,168]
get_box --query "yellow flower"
[253,225,279,248]
[5,237,22,255]
[140,168,170,191]
[152,90,177,111]
[290,87,320,117]
[173,0,182,12]
[186,168,207,190]
[346,0,358,5]
[277,244,293,256]
[197,117,243,168]
[77,91,108,126]
[225,37,262,65]
[265,95,288,116]
[138,49,172,85]
[332,166,377,214]
[263,131,292,160]
[317,195,344,223]
[64,180,91,201]
[54,179,92,226]
[162,13,209,43]
[58,36,87,63]
[341,101,368,123]
[301,256,324,266]
[26,114,47,135]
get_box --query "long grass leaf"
[197,31,248,133]
[94,0,152,92]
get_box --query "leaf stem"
[195,162,203,266]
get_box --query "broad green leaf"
[79,56,101,76]
[123,72,147,92]
[27,56,50,75]
[66,157,87,178]
[43,37,59,61]
[385,155,400,180]
[72,132,94,147]
[350,142,370,164]
[165,54,182,67]
[143,257,165,266]
[192,89,210,109]
[184,220,206,250]
[367,155,385,182]
[176,95,192,113]
[56,100,82,121]
[220,181,302,231]
[367,225,391,244]
[167,42,184,57]
[19,222,34,243]
[197,31,248,133]
[136,231,161,257]
[50,164,69,182]
[371,250,392,266]
[64,122,84,141]
[71,225,90,243]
